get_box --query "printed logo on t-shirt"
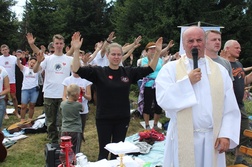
[232,67,245,79]
[54,63,62,71]
[108,75,113,79]
[26,71,35,78]
[4,61,11,68]
[121,76,129,83]
[54,63,64,74]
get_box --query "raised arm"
[81,53,92,66]
[122,36,142,54]
[245,72,252,86]
[122,43,140,62]
[66,44,74,56]
[160,40,174,57]
[149,37,163,71]
[40,45,46,53]
[72,32,83,73]
[26,33,40,54]
[33,51,44,73]
[16,52,24,71]
[100,31,116,57]
[88,41,103,63]
[244,66,252,72]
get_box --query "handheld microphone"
[191,47,198,69]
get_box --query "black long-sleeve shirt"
[76,66,153,119]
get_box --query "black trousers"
[143,87,162,114]
[61,131,82,154]
[96,117,130,160]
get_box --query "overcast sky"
[11,0,113,21]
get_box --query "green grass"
[1,99,252,166]
[1,104,146,167]
[245,100,252,115]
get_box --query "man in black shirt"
[223,39,252,166]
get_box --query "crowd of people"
[0,26,251,166]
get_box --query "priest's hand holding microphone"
[189,47,202,85]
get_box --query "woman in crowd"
[70,32,163,160]
[16,53,39,122]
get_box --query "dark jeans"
[96,117,130,160]
[44,98,62,143]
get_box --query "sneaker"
[234,159,252,167]
[153,125,162,133]
[145,125,151,130]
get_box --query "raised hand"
[36,51,45,63]
[71,32,83,50]
[173,52,181,60]
[134,36,142,46]
[134,43,141,49]
[107,31,116,42]
[26,33,36,45]
[155,37,163,53]
[168,40,175,49]
[40,45,46,53]
[220,50,229,60]
[96,41,103,50]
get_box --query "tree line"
[1,0,252,66]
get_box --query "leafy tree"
[5,0,252,68]
[22,0,66,49]
[58,0,112,51]
[21,0,113,52]
[0,0,20,50]
[111,0,212,55]
[111,0,252,66]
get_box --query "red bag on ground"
[139,129,165,142]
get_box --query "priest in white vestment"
[155,26,241,167]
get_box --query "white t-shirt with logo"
[21,66,39,90]
[40,54,73,98]
[0,55,17,83]
[62,75,92,114]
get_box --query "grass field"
[1,99,252,167]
